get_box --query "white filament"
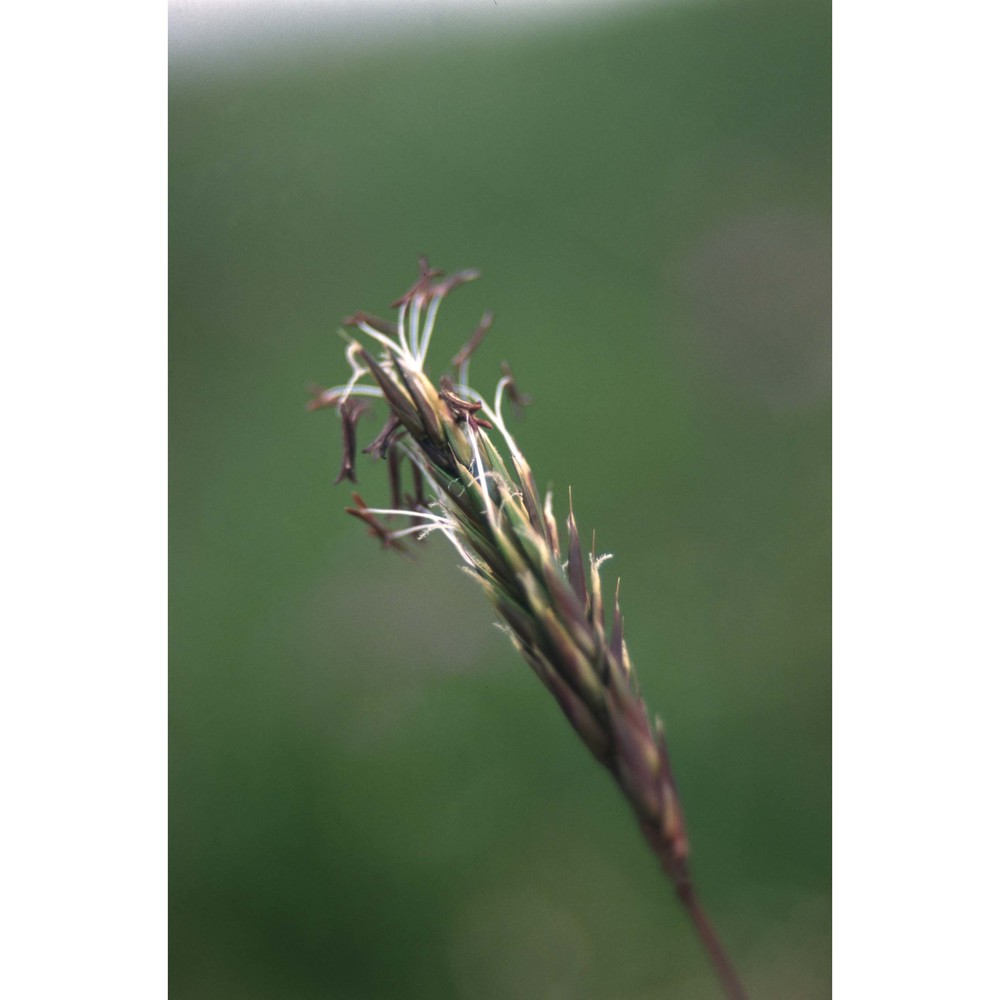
[417,291,444,365]
[319,383,385,401]
[408,294,422,358]
[360,507,450,525]
[358,320,409,362]
[396,300,408,353]
[466,424,498,531]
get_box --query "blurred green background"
[170,1,830,996]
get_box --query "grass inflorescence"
[310,261,747,1000]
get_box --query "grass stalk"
[310,261,748,999]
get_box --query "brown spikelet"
[543,490,561,560]
[566,489,588,608]
[354,345,423,436]
[611,578,627,674]
[589,533,605,632]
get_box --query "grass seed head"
[312,260,690,873]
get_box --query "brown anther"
[342,311,397,337]
[390,258,444,309]
[334,398,368,485]
[363,414,403,459]
[500,361,532,417]
[345,493,410,556]
[428,269,481,301]
[438,376,494,429]
[305,383,340,412]
[451,311,494,371]
[412,459,427,508]
[439,378,482,413]
[387,445,404,509]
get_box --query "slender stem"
[674,880,748,1000]
[645,833,747,1000]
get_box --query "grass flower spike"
[310,261,747,1000]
